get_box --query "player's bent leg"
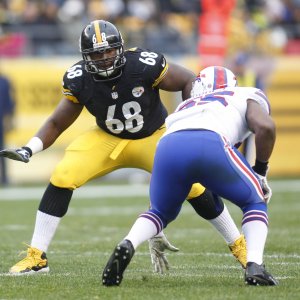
[187,185,247,268]
[102,240,135,286]
[50,127,122,189]
[9,183,73,275]
[50,155,89,189]
[10,128,122,275]
[187,187,224,219]
[38,183,73,217]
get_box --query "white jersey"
[164,87,270,146]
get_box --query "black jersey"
[62,48,169,139]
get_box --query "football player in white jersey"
[102,66,278,286]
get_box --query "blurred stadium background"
[1,0,300,185]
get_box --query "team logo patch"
[132,86,144,97]
[111,92,118,99]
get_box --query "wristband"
[253,159,268,176]
[25,137,44,155]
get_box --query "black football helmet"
[80,20,125,80]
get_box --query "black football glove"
[0,147,32,163]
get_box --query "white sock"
[208,205,241,245]
[153,231,165,238]
[242,220,268,265]
[31,210,61,252]
[125,217,158,249]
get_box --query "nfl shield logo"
[111,92,118,99]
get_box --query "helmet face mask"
[191,66,238,98]
[80,20,126,80]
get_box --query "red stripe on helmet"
[214,66,227,90]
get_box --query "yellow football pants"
[50,125,205,198]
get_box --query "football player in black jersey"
[0,20,246,275]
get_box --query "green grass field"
[0,181,299,300]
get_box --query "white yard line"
[0,250,298,278]
[0,184,149,201]
[0,179,300,201]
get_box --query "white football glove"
[0,147,31,163]
[254,172,272,203]
[148,234,179,274]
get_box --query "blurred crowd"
[0,0,300,57]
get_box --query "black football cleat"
[245,262,278,286]
[102,239,135,286]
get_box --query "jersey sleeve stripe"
[152,63,169,87]
[62,88,79,103]
[63,94,79,103]
[255,90,271,114]
[62,87,72,95]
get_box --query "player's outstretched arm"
[34,98,84,150]
[0,98,84,163]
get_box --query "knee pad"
[187,189,224,220]
[50,163,79,189]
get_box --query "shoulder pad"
[62,61,85,94]
[236,87,270,114]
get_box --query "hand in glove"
[0,147,31,163]
[254,172,272,203]
[252,159,272,203]
[148,233,179,274]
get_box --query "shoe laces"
[230,236,246,254]
[230,236,247,264]
[15,244,43,267]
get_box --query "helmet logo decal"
[132,86,144,98]
[93,22,108,49]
